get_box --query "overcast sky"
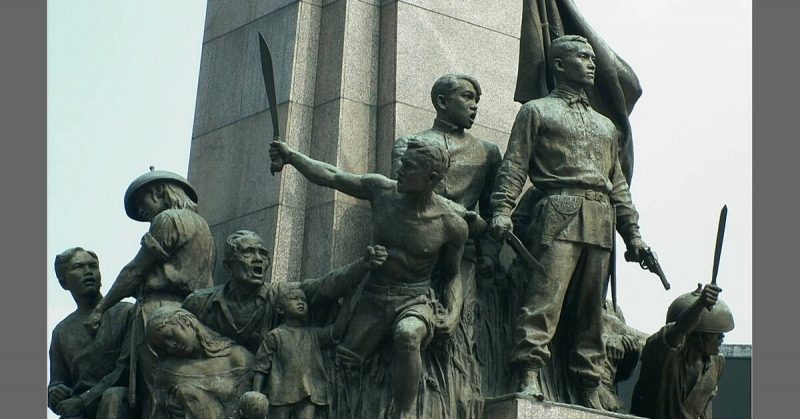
[47,1,750,415]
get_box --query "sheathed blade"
[711,205,728,285]
[258,32,280,140]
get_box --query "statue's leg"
[95,386,132,419]
[392,315,428,418]
[292,399,317,419]
[510,240,582,397]
[170,384,224,419]
[267,404,293,419]
[564,245,609,409]
[335,294,389,369]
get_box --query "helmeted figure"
[631,283,734,419]
[84,168,215,418]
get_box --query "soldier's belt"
[543,188,609,203]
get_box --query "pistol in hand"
[626,247,670,290]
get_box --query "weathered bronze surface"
[270,137,471,418]
[489,35,652,410]
[631,284,734,418]
[50,2,742,418]
[49,248,133,419]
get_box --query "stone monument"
[48,1,744,419]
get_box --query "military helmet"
[666,284,735,333]
[124,166,198,221]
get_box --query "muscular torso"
[369,189,458,286]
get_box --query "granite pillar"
[189,0,523,282]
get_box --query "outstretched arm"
[434,217,469,338]
[664,284,721,348]
[300,245,387,304]
[84,247,155,334]
[270,140,388,201]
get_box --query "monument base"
[485,394,644,419]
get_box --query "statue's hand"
[699,283,722,309]
[269,139,293,172]
[56,397,85,417]
[489,215,513,241]
[364,245,388,269]
[48,384,72,410]
[83,311,103,336]
[624,238,649,263]
[434,311,459,340]
[621,335,640,353]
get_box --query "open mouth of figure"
[469,112,476,122]
[83,277,97,286]
[251,266,264,277]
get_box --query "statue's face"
[62,251,101,296]
[279,288,308,320]
[152,321,199,357]
[439,79,478,129]
[135,185,168,221]
[229,236,270,286]
[557,43,596,88]
[396,151,436,193]
[698,332,724,357]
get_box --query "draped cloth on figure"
[515,0,642,184]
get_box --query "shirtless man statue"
[270,136,469,419]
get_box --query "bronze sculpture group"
[50,5,737,419]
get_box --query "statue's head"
[430,73,481,129]
[146,306,201,357]
[276,287,308,322]
[223,230,271,286]
[234,391,269,419]
[549,35,596,89]
[667,284,735,357]
[146,306,233,358]
[124,168,198,222]
[396,137,451,193]
[54,247,101,298]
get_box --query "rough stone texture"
[191,0,523,287]
[190,1,322,285]
[485,395,645,419]
[375,0,521,175]
[189,109,280,227]
[388,0,521,37]
[299,0,381,277]
[302,200,372,277]
[392,1,521,132]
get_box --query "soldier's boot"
[517,368,545,400]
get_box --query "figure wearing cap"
[83,168,215,418]
[630,283,734,419]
